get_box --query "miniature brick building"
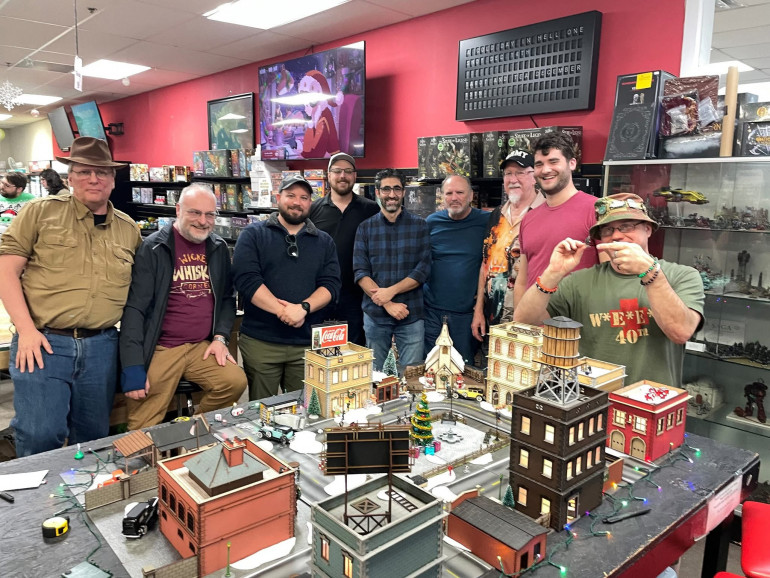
[424,319,465,391]
[509,317,610,530]
[310,474,445,578]
[607,381,689,462]
[486,322,543,407]
[577,357,626,392]
[447,490,547,574]
[157,436,297,576]
[304,342,374,418]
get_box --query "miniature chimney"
[222,436,246,467]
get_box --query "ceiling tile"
[76,1,199,41]
[273,3,408,43]
[362,0,477,17]
[210,31,313,62]
[45,29,142,60]
[714,4,770,32]
[142,16,257,51]
[109,41,251,75]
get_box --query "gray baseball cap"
[328,152,356,171]
[279,175,314,196]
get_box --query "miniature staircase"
[387,490,418,512]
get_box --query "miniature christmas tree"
[410,393,434,446]
[502,485,515,508]
[307,388,321,417]
[382,347,398,377]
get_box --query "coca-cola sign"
[311,323,348,349]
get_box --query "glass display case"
[603,157,769,482]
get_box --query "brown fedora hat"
[55,137,126,168]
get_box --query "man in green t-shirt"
[514,193,704,387]
[1,173,36,236]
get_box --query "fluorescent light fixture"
[204,0,351,30]
[218,113,246,120]
[79,59,150,80]
[18,94,62,106]
[0,113,11,121]
[699,60,753,75]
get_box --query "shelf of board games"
[602,158,770,478]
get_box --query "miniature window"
[523,345,531,362]
[544,424,555,444]
[353,365,359,379]
[613,409,626,427]
[189,542,195,554]
[521,371,529,386]
[442,346,448,355]
[321,534,330,561]
[542,458,553,479]
[578,422,584,440]
[666,412,674,429]
[178,502,185,521]
[576,456,582,475]
[332,370,339,384]
[595,446,601,463]
[169,493,177,512]
[657,417,665,435]
[597,414,603,431]
[676,408,684,425]
[362,364,368,377]
[493,361,500,377]
[177,529,183,539]
[518,486,528,506]
[630,416,645,434]
[521,416,531,435]
[540,497,551,515]
[161,484,167,503]
[161,510,167,521]
[343,552,354,578]
[507,365,515,381]
[568,427,575,445]
[319,369,325,382]
[587,450,593,468]
[342,368,348,381]
[494,339,501,354]
[566,461,573,480]
[507,341,515,358]
[187,512,194,533]
[306,365,313,378]
[589,417,595,436]
[519,448,529,468]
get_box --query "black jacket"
[119,225,236,385]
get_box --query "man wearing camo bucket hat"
[514,192,705,387]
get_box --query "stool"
[174,380,202,418]
[714,501,770,578]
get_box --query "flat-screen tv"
[47,106,75,151]
[71,101,107,141]
[258,41,365,160]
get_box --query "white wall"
[0,120,54,170]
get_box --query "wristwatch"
[214,335,229,346]
[301,301,311,314]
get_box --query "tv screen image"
[71,101,107,141]
[47,106,75,151]
[258,41,365,160]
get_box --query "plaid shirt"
[353,210,430,323]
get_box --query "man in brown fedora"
[0,136,142,456]
[514,193,704,387]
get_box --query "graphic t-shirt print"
[590,298,653,345]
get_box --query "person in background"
[424,174,489,364]
[309,152,378,345]
[119,184,247,429]
[40,168,69,195]
[0,173,36,236]
[233,175,340,401]
[0,137,142,456]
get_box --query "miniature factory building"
[607,381,689,462]
[424,320,465,390]
[486,322,543,407]
[510,317,610,531]
[447,490,547,574]
[577,357,626,392]
[304,323,375,418]
[157,436,297,576]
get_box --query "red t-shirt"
[158,227,214,348]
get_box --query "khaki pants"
[239,334,305,401]
[126,341,247,430]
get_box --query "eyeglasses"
[595,198,648,216]
[185,209,218,220]
[503,170,534,179]
[329,168,356,175]
[598,222,644,238]
[71,168,113,180]
[379,186,404,194]
[285,234,298,258]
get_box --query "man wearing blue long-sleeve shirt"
[353,169,430,375]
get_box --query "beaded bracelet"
[640,263,661,286]
[638,257,659,279]
[535,276,558,294]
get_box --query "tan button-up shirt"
[0,193,142,330]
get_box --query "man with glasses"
[309,153,378,345]
[118,184,247,429]
[0,137,142,456]
[513,132,598,307]
[354,169,430,374]
[233,175,340,400]
[0,173,35,236]
[514,193,704,386]
[472,150,544,344]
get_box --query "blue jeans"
[423,306,478,366]
[10,329,118,457]
[363,314,424,376]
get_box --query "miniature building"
[424,320,465,391]
[375,375,400,403]
[607,381,689,462]
[310,474,446,578]
[259,389,304,423]
[577,357,626,392]
[147,417,217,462]
[157,436,297,576]
[447,490,547,574]
[510,317,610,531]
[304,342,374,418]
[486,322,543,407]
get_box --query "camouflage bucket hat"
[589,193,659,239]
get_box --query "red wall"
[62,0,685,168]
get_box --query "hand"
[126,378,151,401]
[596,241,653,275]
[384,301,409,320]
[15,328,53,373]
[545,238,589,282]
[278,303,307,328]
[203,338,235,367]
[371,285,397,306]
[471,309,486,341]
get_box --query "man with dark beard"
[233,176,340,400]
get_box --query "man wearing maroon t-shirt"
[119,184,246,429]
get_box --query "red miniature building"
[607,381,690,462]
[157,436,297,576]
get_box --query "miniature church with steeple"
[424,318,465,390]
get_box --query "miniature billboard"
[311,323,348,350]
[324,425,411,475]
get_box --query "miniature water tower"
[535,316,583,404]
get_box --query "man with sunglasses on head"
[119,184,247,429]
[353,169,430,375]
[233,175,340,400]
[514,193,704,387]
[309,153,378,345]
[0,137,142,456]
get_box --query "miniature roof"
[113,430,153,458]
[149,419,217,453]
[545,316,583,329]
[424,344,465,374]
[434,320,453,347]
[451,496,547,550]
[259,389,304,408]
[184,443,268,490]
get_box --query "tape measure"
[42,515,69,538]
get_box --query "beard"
[279,205,309,225]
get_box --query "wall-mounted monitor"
[71,101,108,141]
[47,106,75,151]
[258,41,365,160]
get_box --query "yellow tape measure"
[42,515,69,538]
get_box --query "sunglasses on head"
[595,198,648,216]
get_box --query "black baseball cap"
[500,149,534,170]
[279,175,314,197]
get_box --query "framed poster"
[207,92,255,150]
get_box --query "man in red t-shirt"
[119,184,246,429]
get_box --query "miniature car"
[122,497,159,539]
[256,423,295,444]
[453,388,485,402]
[653,187,709,204]
[171,415,190,423]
